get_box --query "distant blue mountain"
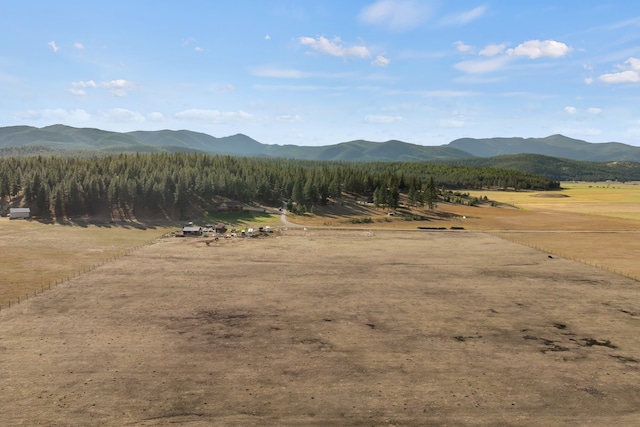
[1,124,640,162]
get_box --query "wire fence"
[486,231,640,282]
[0,233,172,313]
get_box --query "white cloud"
[564,106,578,115]
[194,46,203,52]
[598,58,640,84]
[371,55,390,67]
[454,55,511,74]
[359,0,431,31]
[99,108,145,123]
[16,108,90,122]
[69,80,136,96]
[599,70,640,84]
[584,77,594,85]
[74,42,84,50]
[71,80,98,88]
[48,41,59,53]
[147,112,165,122]
[587,107,602,114]
[439,118,467,128]
[265,35,271,40]
[627,58,640,70]
[439,6,487,27]
[100,79,135,97]
[506,40,572,59]
[174,109,254,123]
[299,36,370,59]
[365,115,403,123]
[277,114,303,122]
[479,44,506,57]
[454,41,473,53]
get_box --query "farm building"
[215,223,227,234]
[182,226,203,236]
[9,208,30,219]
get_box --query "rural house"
[182,226,203,236]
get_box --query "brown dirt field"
[2,231,640,426]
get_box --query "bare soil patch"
[2,231,640,426]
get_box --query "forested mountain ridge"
[446,134,640,162]
[3,124,640,162]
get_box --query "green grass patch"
[204,210,280,227]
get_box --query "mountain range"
[1,124,640,180]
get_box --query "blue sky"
[2,1,640,147]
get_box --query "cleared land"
[2,230,640,426]
[1,183,639,425]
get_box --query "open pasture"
[0,219,173,309]
[460,182,640,280]
[467,181,640,222]
[1,230,640,426]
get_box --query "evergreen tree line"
[0,153,559,218]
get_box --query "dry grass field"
[1,183,639,426]
[0,219,174,309]
[1,231,640,426]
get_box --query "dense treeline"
[0,153,559,219]
[439,153,640,182]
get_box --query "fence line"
[486,231,639,282]
[0,235,168,313]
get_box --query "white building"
[9,208,30,219]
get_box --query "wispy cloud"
[371,55,390,67]
[479,43,506,56]
[251,66,355,79]
[358,0,431,31]
[439,6,487,27]
[454,41,474,53]
[74,42,84,50]
[101,79,135,97]
[16,108,90,121]
[48,41,59,53]
[174,109,254,123]
[299,36,371,59]
[364,114,403,123]
[99,108,145,123]
[70,79,134,97]
[277,114,303,122]
[454,56,512,74]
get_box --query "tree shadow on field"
[33,217,172,230]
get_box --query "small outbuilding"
[182,226,203,236]
[9,208,30,219]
